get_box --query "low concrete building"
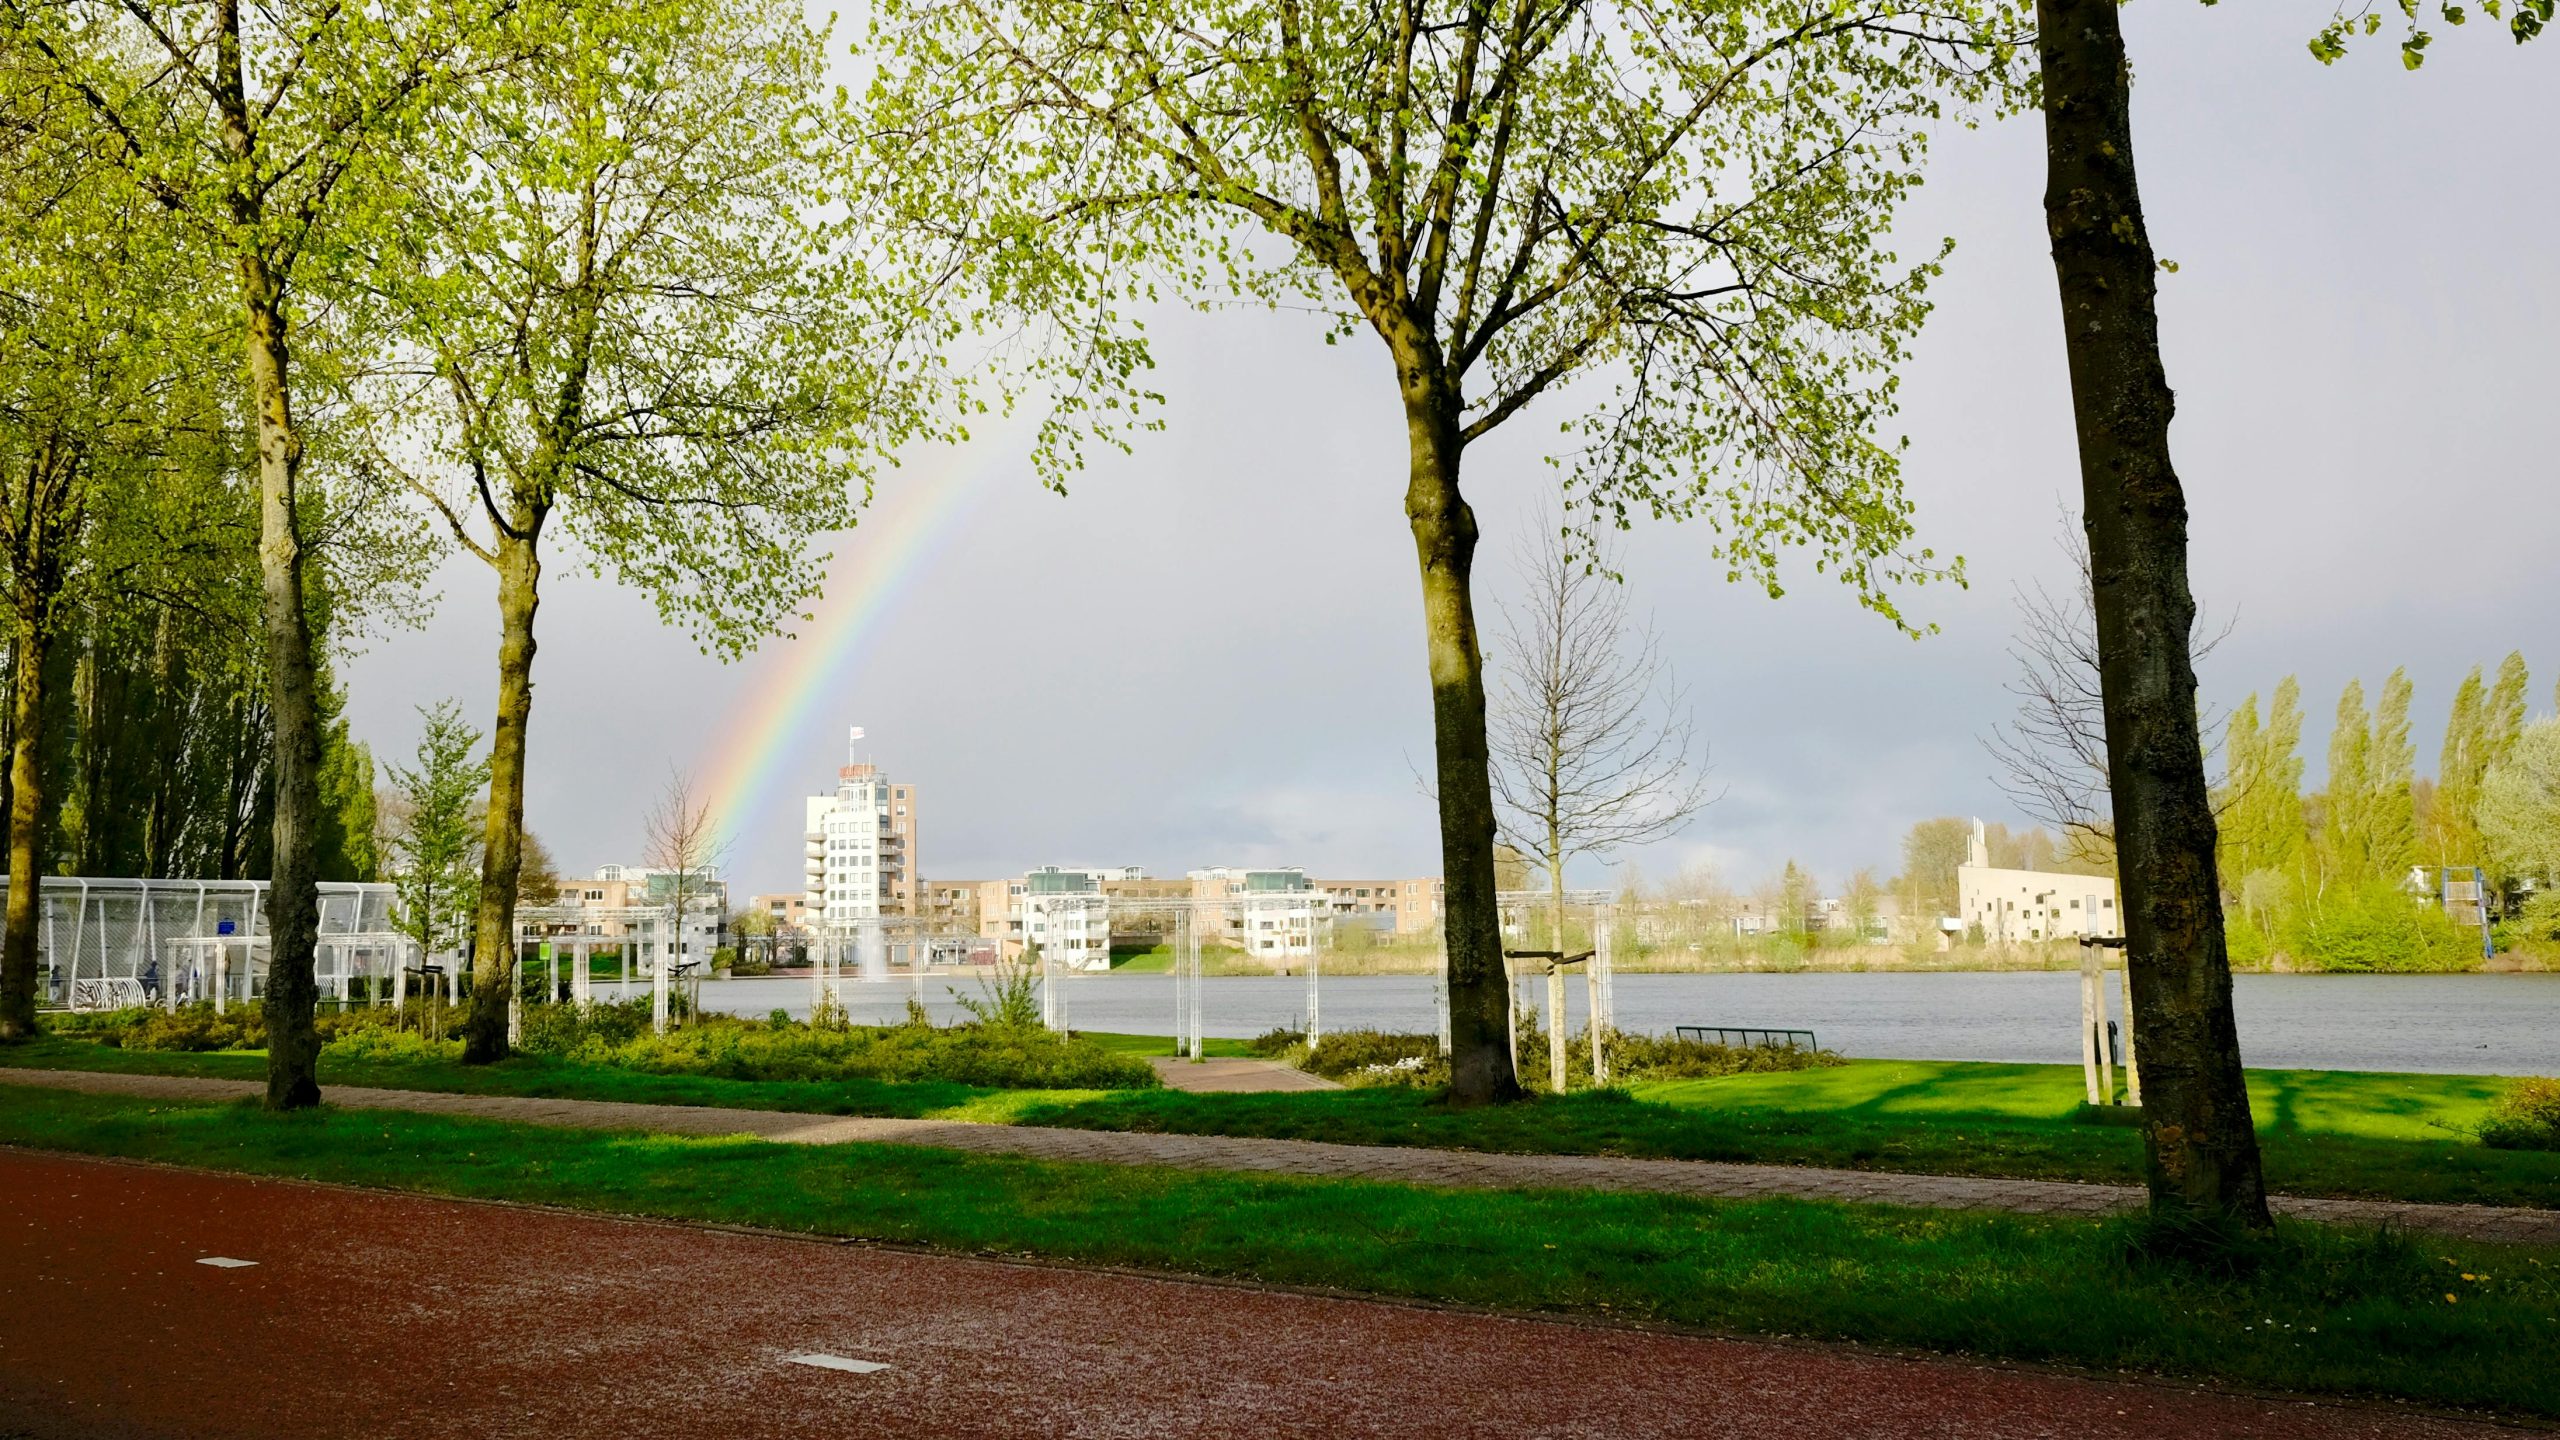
[1956,818,2119,944]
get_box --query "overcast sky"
[343,3,2558,902]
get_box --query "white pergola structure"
[1058,892,1333,1058]
[1493,888,1619,1082]
[7,876,414,1013]
[512,899,726,1036]
[804,914,999,1022]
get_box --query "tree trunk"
[463,532,541,1063]
[242,261,325,1111]
[1546,846,1567,1092]
[2037,0,2270,1227]
[142,606,180,878]
[0,619,53,1039]
[1,446,74,1041]
[1405,395,1521,1107]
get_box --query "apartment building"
[968,866,1144,966]
[1189,867,1332,958]
[552,864,727,962]
[748,893,809,935]
[803,727,919,924]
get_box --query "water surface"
[651,970,2558,1076]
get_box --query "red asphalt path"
[0,1150,2513,1440]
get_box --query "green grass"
[1106,943,1262,974]
[9,1036,2551,1209]
[2,1084,2554,1419]
[1074,1030,1260,1059]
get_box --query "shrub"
[2479,1077,2560,1151]
[517,996,654,1054]
[1261,1029,1447,1087]
[325,1028,463,1064]
[49,1001,458,1052]
[951,949,1043,1030]
[2281,882,2483,973]
[543,1014,1158,1090]
[1262,1018,1844,1091]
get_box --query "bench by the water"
[1676,1025,1817,1051]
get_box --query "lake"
[645,969,2559,1076]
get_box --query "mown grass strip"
[7,1035,2553,1209]
[2,1084,2554,1419]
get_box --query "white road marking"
[784,1353,890,1375]
[196,1257,257,1269]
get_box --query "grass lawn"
[1075,1030,1259,1059]
[8,1036,2551,1209]
[0,1084,2552,1419]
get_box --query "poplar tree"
[852,0,2025,1104]
[2432,666,2488,865]
[2321,679,2373,881]
[2486,651,2530,760]
[358,0,896,1063]
[2370,667,2417,876]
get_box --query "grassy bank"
[0,1084,2552,1419]
[7,1036,2551,1208]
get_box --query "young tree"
[359,0,895,1065]
[640,769,721,1029]
[385,702,489,968]
[855,0,2019,1103]
[12,0,500,1107]
[1776,861,1817,937]
[1487,524,1710,1088]
[1985,511,2227,870]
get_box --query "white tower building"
[803,727,917,922]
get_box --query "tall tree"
[359,0,888,1063]
[2217,676,2307,890]
[1486,521,1710,1088]
[2369,667,2417,876]
[2321,678,2374,881]
[0,77,140,1034]
[2035,0,2267,1225]
[1898,817,1972,919]
[2431,665,2488,866]
[855,0,2020,1103]
[13,0,499,1107]
[2480,718,2560,884]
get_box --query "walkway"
[1146,1055,1342,1092]
[0,1150,2507,1440]
[6,1067,2554,1245]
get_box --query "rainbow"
[690,445,1006,873]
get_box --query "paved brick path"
[1145,1056,1342,1092]
[8,1066,2555,1245]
